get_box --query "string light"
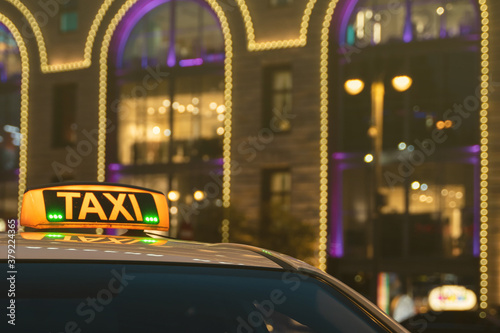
[7,0,115,73]
[0,14,30,218]
[237,0,317,51]
[6,0,47,72]
[317,0,340,271]
[478,0,489,316]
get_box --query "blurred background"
[0,0,499,327]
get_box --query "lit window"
[262,169,292,222]
[120,1,224,68]
[263,66,293,132]
[59,0,78,32]
[343,0,478,46]
[332,0,481,260]
[115,1,225,166]
[110,0,226,227]
[60,12,78,32]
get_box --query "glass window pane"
[273,70,292,90]
[270,171,291,192]
[264,67,293,132]
[175,2,201,60]
[202,10,224,58]
[343,0,478,46]
[60,12,78,32]
[118,80,171,165]
[0,24,21,81]
[122,5,172,68]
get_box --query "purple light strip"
[179,58,203,67]
[107,164,122,183]
[473,159,480,257]
[467,144,480,154]
[108,163,123,172]
[212,158,224,166]
[205,53,224,63]
[403,0,413,43]
[167,47,176,67]
[332,151,360,160]
[330,161,345,257]
[338,0,359,46]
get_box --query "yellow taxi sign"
[20,183,169,231]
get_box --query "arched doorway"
[107,0,226,241]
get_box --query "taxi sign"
[20,183,169,231]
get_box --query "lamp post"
[345,74,412,302]
[345,75,412,188]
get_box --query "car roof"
[1,232,286,268]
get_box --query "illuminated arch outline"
[0,13,30,217]
[97,0,233,243]
[236,0,317,51]
[319,0,491,300]
[6,0,116,73]
[6,0,317,73]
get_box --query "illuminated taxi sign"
[20,183,169,231]
[43,190,158,223]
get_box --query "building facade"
[0,0,498,318]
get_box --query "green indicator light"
[48,213,64,221]
[144,216,159,224]
[46,234,64,238]
[141,239,158,244]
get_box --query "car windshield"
[1,261,388,333]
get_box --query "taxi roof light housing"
[20,182,169,231]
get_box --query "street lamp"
[392,75,413,92]
[343,75,413,184]
[344,74,412,302]
[167,190,180,201]
[344,79,365,95]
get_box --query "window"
[263,66,292,132]
[52,83,77,147]
[262,169,292,224]
[343,0,478,46]
[117,75,224,166]
[109,0,225,234]
[59,0,78,32]
[119,1,224,69]
[338,52,479,152]
[331,0,481,259]
[11,263,388,332]
[116,0,225,167]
